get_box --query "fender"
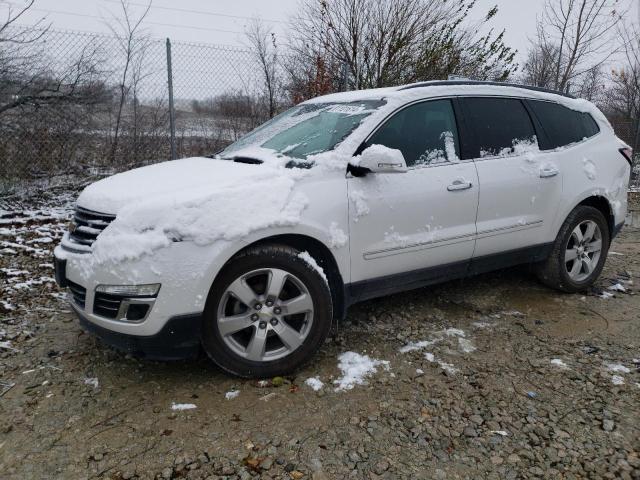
[552,190,615,241]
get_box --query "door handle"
[447,180,473,191]
[540,167,559,178]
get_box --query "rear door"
[460,96,563,262]
[347,98,479,297]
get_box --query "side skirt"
[345,243,553,306]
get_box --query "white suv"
[54,81,631,377]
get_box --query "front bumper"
[53,236,217,336]
[56,249,203,360]
[53,236,224,359]
[72,303,201,360]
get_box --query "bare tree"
[0,1,101,116]
[290,0,451,91]
[605,23,640,150]
[104,0,152,164]
[286,0,518,102]
[415,3,518,81]
[521,24,561,88]
[245,19,280,119]
[0,1,108,180]
[524,0,626,93]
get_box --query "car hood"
[77,156,280,214]
[76,156,312,264]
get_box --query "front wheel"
[536,205,610,293]
[202,244,332,378]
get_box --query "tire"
[536,206,610,293]
[202,244,332,378]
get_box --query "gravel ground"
[1,188,639,480]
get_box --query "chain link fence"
[0,27,275,193]
[608,118,640,191]
[1,27,640,194]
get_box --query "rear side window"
[463,97,537,158]
[580,112,600,138]
[527,100,600,150]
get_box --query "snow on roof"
[304,81,613,151]
[305,81,608,125]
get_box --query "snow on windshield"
[220,100,386,160]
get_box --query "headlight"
[95,284,160,297]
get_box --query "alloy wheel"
[216,268,314,362]
[564,220,602,282]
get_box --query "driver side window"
[366,99,460,167]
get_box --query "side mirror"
[355,145,408,174]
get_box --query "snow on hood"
[77,156,311,263]
[78,155,289,214]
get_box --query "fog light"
[126,303,150,321]
[95,284,160,297]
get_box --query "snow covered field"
[1,187,640,479]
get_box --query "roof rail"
[398,80,575,99]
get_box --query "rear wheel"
[202,245,332,378]
[536,206,610,293]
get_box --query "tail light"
[619,147,633,165]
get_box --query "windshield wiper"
[229,156,263,165]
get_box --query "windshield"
[220,100,386,160]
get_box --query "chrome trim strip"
[475,220,543,239]
[363,220,544,259]
[364,232,476,260]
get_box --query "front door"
[347,99,479,299]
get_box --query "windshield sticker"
[325,105,366,115]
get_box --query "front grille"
[68,281,87,308]
[93,293,122,319]
[68,207,115,249]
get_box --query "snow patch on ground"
[438,361,459,374]
[1,301,15,311]
[605,363,631,373]
[611,375,625,386]
[458,337,476,353]
[550,359,568,369]
[225,390,240,400]
[334,352,390,391]
[472,321,496,329]
[608,283,626,293]
[399,340,436,353]
[298,251,328,283]
[305,377,324,391]
[171,402,197,410]
[399,327,475,356]
[424,352,458,374]
[0,341,17,351]
[83,377,99,389]
[444,328,466,337]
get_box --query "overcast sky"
[5,0,545,57]
[6,0,640,62]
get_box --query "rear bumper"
[72,304,201,361]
